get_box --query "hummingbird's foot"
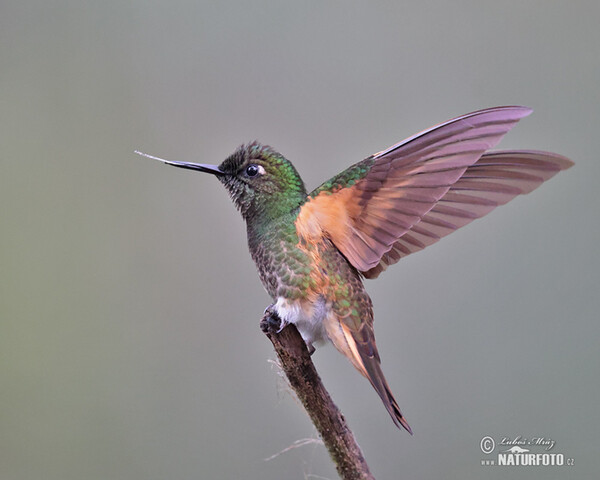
[260,304,282,334]
[307,343,316,355]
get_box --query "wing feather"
[296,108,572,277]
[297,106,541,272]
[363,150,573,278]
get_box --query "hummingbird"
[137,106,572,434]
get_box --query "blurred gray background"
[1,1,598,479]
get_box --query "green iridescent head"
[216,143,307,221]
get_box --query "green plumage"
[218,143,307,226]
[310,157,375,197]
[217,144,371,330]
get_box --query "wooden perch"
[260,311,374,480]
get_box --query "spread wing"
[296,106,573,277]
[363,149,573,278]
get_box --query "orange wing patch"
[296,188,360,246]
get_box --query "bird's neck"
[244,190,306,232]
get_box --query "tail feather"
[361,354,413,435]
[327,316,412,433]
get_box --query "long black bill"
[134,150,224,175]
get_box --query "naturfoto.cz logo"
[479,435,574,467]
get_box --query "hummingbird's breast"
[247,212,372,346]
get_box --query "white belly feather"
[273,296,329,347]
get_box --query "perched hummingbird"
[137,106,572,434]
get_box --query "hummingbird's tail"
[326,317,413,434]
[361,355,413,435]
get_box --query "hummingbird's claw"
[260,305,282,334]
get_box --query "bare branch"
[261,311,375,480]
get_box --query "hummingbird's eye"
[245,164,261,177]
